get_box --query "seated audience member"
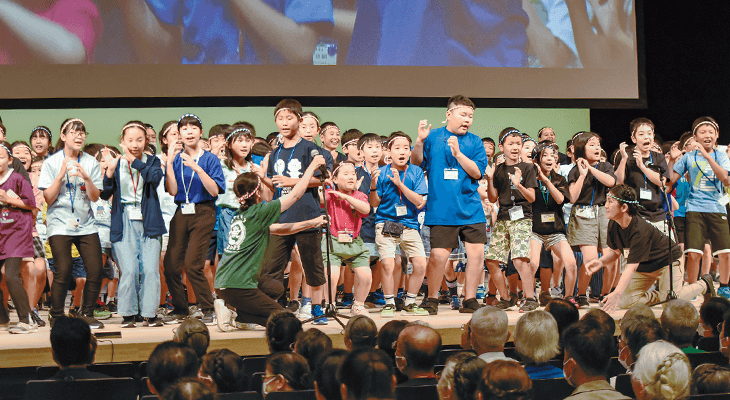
[545,298,580,341]
[453,356,488,400]
[514,311,564,379]
[49,316,109,380]
[660,299,704,353]
[377,319,409,360]
[476,359,533,400]
[720,310,730,360]
[619,316,665,373]
[263,352,312,398]
[266,310,303,353]
[147,341,201,395]
[314,349,349,400]
[562,319,631,399]
[438,352,476,400]
[340,348,396,400]
[295,328,333,372]
[344,315,378,350]
[582,309,616,335]
[465,306,514,363]
[395,324,441,386]
[161,377,216,400]
[173,317,210,358]
[697,297,730,351]
[622,303,657,322]
[631,340,691,400]
[691,364,730,395]
[198,349,246,393]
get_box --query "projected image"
[0,0,635,69]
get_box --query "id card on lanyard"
[128,161,143,220]
[390,165,409,217]
[273,139,301,197]
[65,151,82,228]
[443,134,459,180]
[180,150,202,215]
[639,153,653,201]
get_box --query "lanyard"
[388,164,409,204]
[180,149,201,203]
[538,177,550,206]
[694,150,722,193]
[65,150,81,214]
[273,139,301,197]
[444,133,458,170]
[638,152,653,189]
[128,161,141,205]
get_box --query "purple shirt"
[0,171,36,259]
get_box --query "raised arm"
[614,143,629,184]
[119,0,180,63]
[411,120,431,167]
[279,155,326,212]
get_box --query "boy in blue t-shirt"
[371,133,429,317]
[411,95,489,314]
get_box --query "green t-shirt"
[214,200,281,290]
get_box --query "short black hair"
[148,341,200,395]
[701,297,730,336]
[266,310,303,353]
[608,184,640,216]
[313,349,348,400]
[340,349,395,400]
[562,319,615,376]
[50,316,92,367]
[623,316,665,359]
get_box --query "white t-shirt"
[216,160,251,209]
[119,155,147,205]
[38,150,102,237]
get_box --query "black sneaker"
[286,300,300,313]
[144,317,164,327]
[459,298,483,313]
[68,307,81,318]
[394,297,405,311]
[121,316,136,328]
[495,299,513,310]
[31,309,46,327]
[438,290,450,304]
[201,309,216,325]
[420,298,439,315]
[701,274,717,300]
[519,298,539,313]
[162,312,188,325]
[539,291,552,307]
[106,300,117,313]
[576,295,590,308]
[82,314,105,329]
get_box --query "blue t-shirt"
[170,150,226,204]
[674,177,689,218]
[673,150,730,214]
[523,364,564,380]
[346,0,528,66]
[421,127,488,226]
[375,164,428,229]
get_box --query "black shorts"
[503,256,519,277]
[673,216,685,245]
[429,223,487,250]
[207,231,217,262]
[539,247,554,269]
[685,212,730,254]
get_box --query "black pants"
[164,202,215,313]
[259,230,325,300]
[48,234,103,317]
[219,288,283,326]
[0,258,31,324]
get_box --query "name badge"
[444,168,458,180]
[541,213,556,223]
[37,224,47,235]
[181,203,196,215]
[128,206,143,221]
[639,188,652,200]
[509,206,524,221]
[395,205,407,217]
[576,206,595,219]
[337,231,353,243]
[720,193,730,206]
[623,249,630,259]
[67,218,80,229]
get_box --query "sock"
[446,278,458,297]
[405,293,417,306]
[301,297,312,306]
[384,295,395,305]
[721,283,729,288]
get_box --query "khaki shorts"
[322,235,370,269]
[484,219,532,264]
[375,223,426,260]
[567,205,608,248]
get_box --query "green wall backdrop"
[0,107,589,152]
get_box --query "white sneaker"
[550,287,563,298]
[233,322,258,330]
[189,305,203,319]
[298,303,312,320]
[214,299,237,332]
[351,304,369,316]
[9,322,38,334]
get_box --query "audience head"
[50,316,94,367]
[545,298,579,340]
[582,308,616,335]
[661,299,700,348]
[266,310,303,353]
[147,341,200,395]
[699,297,730,337]
[264,351,311,397]
[620,316,665,371]
[173,317,210,358]
[161,377,216,400]
[314,349,348,400]
[623,304,656,322]
[340,348,396,400]
[198,349,245,393]
[469,306,509,354]
[631,340,691,400]
[295,328,333,371]
[395,324,442,377]
[562,318,616,386]
[476,360,533,400]
[344,315,377,350]
[691,364,730,395]
[437,352,475,400]
[377,319,408,361]
[453,355,488,400]
[514,311,560,365]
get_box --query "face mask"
[262,375,277,399]
[720,337,729,356]
[618,344,631,371]
[698,323,709,337]
[563,358,575,387]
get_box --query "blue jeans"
[112,206,162,318]
[217,207,237,256]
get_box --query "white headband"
[32,126,52,141]
[226,128,253,142]
[122,123,147,135]
[238,177,261,202]
[0,143,11,156]
[301,114,319,125]
[443,105,475,123]
[693,121,719,134]
[61,118,84,134]
[178,114,202,125]
[275,108,301,118]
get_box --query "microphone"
[310,149,329,181]
[646,163,663,171]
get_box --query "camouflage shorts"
[484,219,532,264]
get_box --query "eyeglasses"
[65,130,88,138]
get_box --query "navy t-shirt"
[615,149,670,222]
[170,150,225,204]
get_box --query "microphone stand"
[651,164,678,303]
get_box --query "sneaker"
[701,274,717,300]
[233,321,258,330]
[394,297,405,311]
[372,292,386,306]
[539,291,552,307]
[156,306,168,319]
[459,298,482,313]
[121,316,136,328]
[286,300,300,313]
[588,294,602,303]
[576,295,590,308]
[189,305,203,319]
[565,296,581,309]
[483,294,499,306]
[9,322,38,334]
[201,309,216,325]
[476,286,486,299]
[312,304,328,325]
[106,300,117,313]
[298,303,313,319]
[68,307,80,318]
[495,299,513,310]
[402,303,429,316]
[341,293,354,308]
[144,317,164,327]
[82,314,105,329]
[419,298,439,315]
[450,296,461,310]
[94,308,112,320]
[351,304,369,316]
[509,292,519,308]
[519,298,539,313]
[718,286,730,301]
[31,309,46,327]
[162,312,188,324]
[215,299,237,332]
[550,286,563,298]
[380,304,396,318]
[438,291,450,304]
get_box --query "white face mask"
[563,358,575,387]
[720,336,729,357]
[262,375,277,399]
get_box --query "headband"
[32,127,52,141]
[538,126,552,137]
[226,128,253,142]
[387,135,410,148]
[499,129,521,145]
[442,105,475,123]
[61,118,84,134]
[0,143,10,156]
[178,114,202,125]
[522,136,537,144]
[321,125,340,136]
[693,120,719,134]
[12,143,32,156]
[531,142,558,160]
[274,108,301,118]
[238,177,261,202]
[301,114,320,125]
[332,161,355,177]
[607,193,643,206]
[121,123,147,135]
[342,139,359,148]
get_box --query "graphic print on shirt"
[692,159,720,192]
[274,158,303,196]
[226,218,247,251]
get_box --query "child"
[38,118,104,328]
[319,122,346,163]
[163,114,226,324]
[671,117,730,299]
[101,121,166,327]
[299,112,320,142]
[30,126,53,159]
[521,135,536,162]
[529,141,578,304]
[0,142,37,333]
[484,128,539,312]
[482,137,496,163]
[567,131,616,308]
[322,161,372,316]
[371,133,429,317]
[214,156,327,331]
